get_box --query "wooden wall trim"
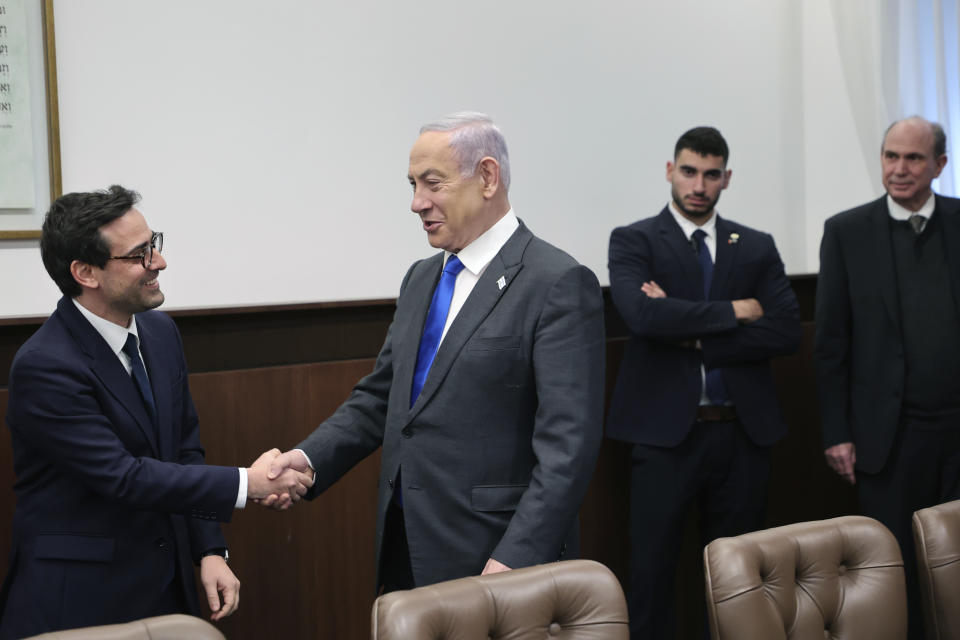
[0,277,816,386]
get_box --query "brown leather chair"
[370,559,628,639]
[704,515,907,640]
[25,614,225,640]
[913,499,960,640]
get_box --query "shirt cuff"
[235,467,248,509]
[294,448,315,470]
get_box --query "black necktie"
[691,230,729,406]
[122,333,158,429]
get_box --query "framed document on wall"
[0,0,60,240]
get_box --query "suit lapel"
[936,195,960,308]
[657,208,702,296]
[393,254,444,413]
[58,298,160,456]
[137,319,171,460]
[711,216,738,299]
[407,224,530,419]
[865,197,902,332]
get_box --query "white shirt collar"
[445,209,519,274]
[668,201,717,241]
[72,297,140,357]
[887,192,936,222]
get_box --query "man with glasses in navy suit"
[0,186,313,638]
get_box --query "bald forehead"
[884,119,935,153]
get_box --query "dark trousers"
[628,420,770,640]
[858,427,960,640]
[379,502,415,594]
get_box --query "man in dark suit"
[0,186,312,639]
[815,116,960,639]
[266,112,605,591]
[607,127,800,638]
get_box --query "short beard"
[672,195,715,220]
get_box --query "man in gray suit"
[266,112,605,590]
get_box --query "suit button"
[402,428,412,439]
[155,537,167,550]
[388,479,394,488]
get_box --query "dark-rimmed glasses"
[108,231,164,269]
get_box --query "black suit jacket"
[0,297,238,639]
[297,222,606,588]
[606,207,801,447]
[814,194,960,472]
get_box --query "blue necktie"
[692,230,729,406]
[410,255,466,407]
[122,333,158,430]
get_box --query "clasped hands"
[247,448,315,510]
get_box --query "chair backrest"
[913,499,960,640]
[25,614,225,640]
[370,559,628,640]
[704,515,906,640]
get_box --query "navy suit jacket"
[815,194,960,472]
[0,297,238,639]
[298,222,605,588]
[606,207,801,447]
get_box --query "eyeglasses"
[108,232,164,269]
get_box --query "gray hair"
[420,111,511,191]
[884,116,947,157]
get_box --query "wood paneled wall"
[0,279,857,639]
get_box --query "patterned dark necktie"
[909,213,926,235]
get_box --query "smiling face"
[882,119,948,211]
[90,208,167,326]
[666,149,731,223]
[407,130,493,253]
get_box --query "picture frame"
[0,0,60,240]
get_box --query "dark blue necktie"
[692,230,729,406]
[410,255,465,407]
[122,333,158,429]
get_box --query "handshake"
[246,449,315,510]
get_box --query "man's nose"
[151,250,167,271]
[411,190,431,214]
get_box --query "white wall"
[0,0,887,317]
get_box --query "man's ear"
[477,157,501,198]
[70,260,100,291]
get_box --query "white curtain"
[831,0,960,196]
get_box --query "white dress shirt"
[887,192,935,223]
[439,209,519,343]
[72,299,247,508]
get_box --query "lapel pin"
[728,233,740,244]
[497,275,507,290]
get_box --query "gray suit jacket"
[298,222,605,587]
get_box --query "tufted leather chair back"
[704,516,906,640]
[25,614,225,640]
[912,499,960,640]
[370,559,628,639]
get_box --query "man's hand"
[824,442,856,485]
[641,280,667,298]
[254,449,315,510]
[732,298,764,323]
[247,448,313,509]
[481,558,512,575]
[200,554,240,621]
